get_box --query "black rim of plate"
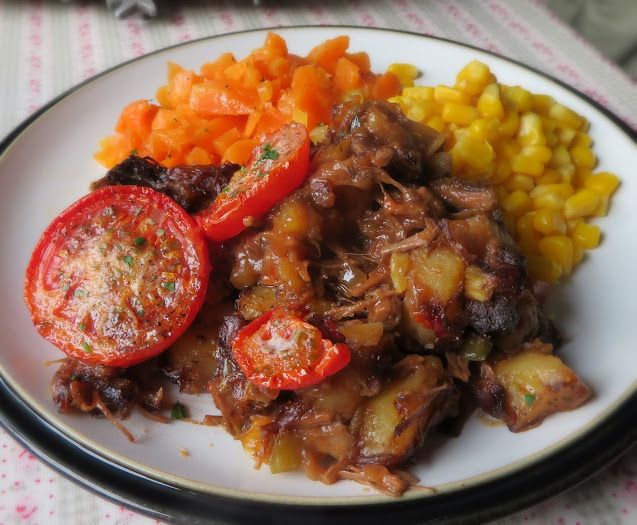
[1,26,636,525]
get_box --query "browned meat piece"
[91,155,240,213]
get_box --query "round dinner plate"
[0,26,636,525]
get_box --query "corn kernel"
[556,163,575,183]
[442,102,480,126]
[402,86,435,101]
[571,222,600,249]
[536,169,561,185]
[406,100,438,123]
[532,94,556,115]
[426,115,445,132]
[526,255,561,283]
[548,103,583,129]
[529,183,574,200]
[569,145,596,169]
[533,209,567,236]
[548,145,571,168]
[457,60,492,86]
[491,157,512,183]
[584,171,619,195]
[532,192,564,211]
[499,110,520,137]
[545,131,558,147]
[504,173,535,192]
[504,85,533,112]
[517,112,546,146]
[502,190,534,217]
[512,154,544,177]
[469,118,500,142]
[555,126,577,147]
[565,217,583,234]
[591,194,610,217]
[435,85,472,105]
[563,189,600,219]
[477,84,505,120]
[452,135,495,172]
[455,79,485,97]
[389,63,419,87]
[494,186,510,203]
[572,168,592,189]
[539,235,574,275]
[571,131,592,149]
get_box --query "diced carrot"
[166,61,184,83]
[333,57,361,93]
[168,70,201,107]
[212,127,242,157]
[115,100,158,137]
[155,84,171,108]
[346,52,371,73]
[263,31,288,58]
[93,134,128,168]
[371,71,403,100]
[292,64,335,129]
[152,108,181,131]
[222,138,259,165]
[190,81,260,116]
[186,146,212,165]
[200,53,237,80]
[307,35,350,75]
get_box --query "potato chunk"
[493,349,590,431]
[410,246,465,305]
[356,355,452,465]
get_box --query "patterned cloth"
[1,1,636,524]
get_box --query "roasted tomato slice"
[24,186,210,367]
[232,308,351,390]
[196,121,310,242]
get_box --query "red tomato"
[195,121,310,242]
[232,308,351,390]
[24,186,210,367]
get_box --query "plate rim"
[1,25,636,524]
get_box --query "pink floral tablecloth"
[1,1,636,524]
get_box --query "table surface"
[1,1,636,524]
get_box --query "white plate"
[1,27,636,524]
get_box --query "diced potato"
[493,349,590,431]
[338,321,384,348]
[410,246,465,305]
[237,285,279,320]
[356,355,451,464]
[269,432,301,474]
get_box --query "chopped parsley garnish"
[222,186,231,193]
[156,228,165,236]
[130,148,138,156]
[317,122,326,127]
[162,282,176,291]
[134,237,146,246]
[259,143,279,161]
[74,289,86,297]
[82,341,92,354]
[62,283,70,291]
[137,309,145,317]
[171,402,187,420]
[256,172,266,178]
[78,323,86,331]
[524,394,536,407]
[122,255,134,267]
[134,208,143,216]
[239,166,246,173]
[204,128,210,133]
[338,131,347,137]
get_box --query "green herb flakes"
[162,282,176,291]
[171,402,187,420]
[62,283,70,291]
[524,394,536,407]
[122,255,134,267]
[82,341,92,354]
[134,237,146,246]
[74,289,86,297]
[156,228,165,237]
[130,148,138,156]
[134,208,143,216]
[259,143,279,161]
[78,323,86,331]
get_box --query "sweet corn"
[533,209,567,236]
[396,59,619,282]
[572,222,600,249]
[477,84,504,120]
[585,171,619,195]
[563,189,599,219]
[435,85,472,105]
[442,102,479,126]
[569,145,596,169]
[539,236,573,275]
[388,63,419,87]
[502,190,534,217]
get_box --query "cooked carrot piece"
[307,35,350,75]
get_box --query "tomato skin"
[24,186,210,367]
[195,121,310,242]
[232,308,351,390]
